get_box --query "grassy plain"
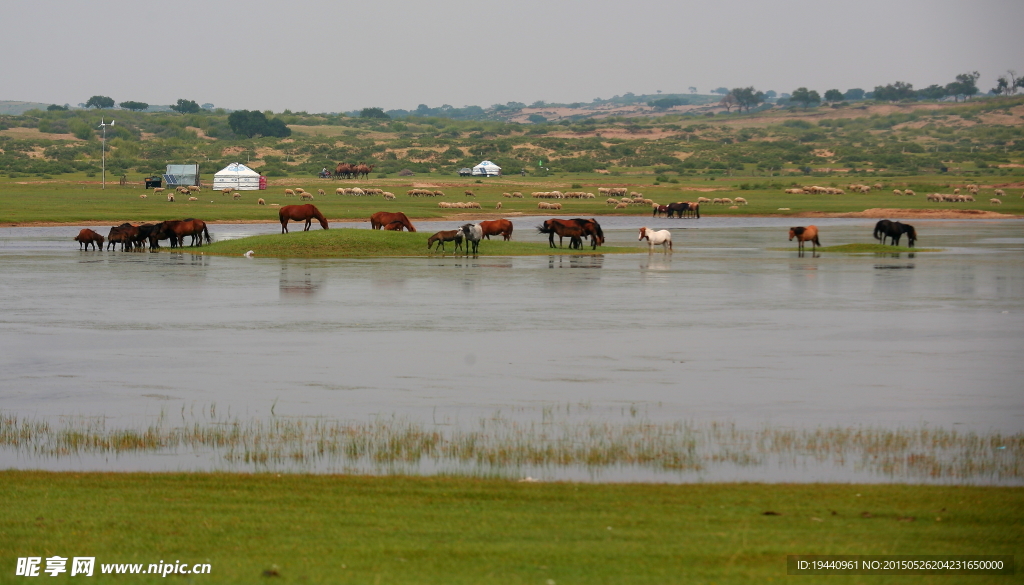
[1,172,1022,225]
[2,471,1021,584]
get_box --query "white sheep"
[734,197,748,205]
[990,198,1002,205]
[258,198,266,205]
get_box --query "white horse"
[639,227,672,252]
[460,223,483,255]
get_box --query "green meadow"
[1,471,1021,584]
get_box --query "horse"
[638,227,672,252]
[874,220,917,247]
[460,223,483,255]
[537,219,585,249]
[654,205,669,218]
[74,228,104,250]
[479,219,514,240]
[666,201,699,219]
[107,224,131,250]
[788,225,821,254]
[279,204,329,233]
[150,219,212,248]
[572,218,605,249]
[370,211,415,232]
[427,230,463,252]
[383,221,408,231]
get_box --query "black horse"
[666,201,699,219]
[874,220,917,247]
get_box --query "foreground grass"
[1,472,1020,584]
[191,228,633,258]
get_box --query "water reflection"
[279,262,326,297]
[546,255,604,269]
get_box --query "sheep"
[153,187,165,194]
[994,189,1005,197]
[734,197,748,205]
[990,198,1002,205]
[221,188,233,195]
[351,188,364,196]
[300,193,314,200]
[258,198,266,205]
[188,196,198,202]
[712,198,723,205]
[859,185,871,193]
[893,189,903,196]
[318,189,326,196]
[926,193,942,202]
[464,190,475,197]
[167,194,175,202]
[295,188,306,194]
[964,194,976,202]
[187,185,201,193]
[284,189,295,196]
[233,193,242,200]
[954,188,961,195]
[495,202,502,210]
[139,194,147,199]
[614,202,628,209]
[383,192,396,200]
[336,188,345,195]
[720,198,733,205]
[697,197,711,204]
[904,189,916,197]
[873,183,883,190]
[606,198,620,205]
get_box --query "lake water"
[1,218,1022,482]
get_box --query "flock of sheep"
[782,182,1013,205]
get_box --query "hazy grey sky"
[4,0,1022,113]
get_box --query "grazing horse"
[788,225,821,254]
[150,219,212,248]
[638,227,672,252]
[479,219,514,240]
[537,219,585,249]
[427,230,463,252]
[383,221,408,231]
[370,211,416,232]
[74,228,104,250]
[874,220,917,247]
[279,204,329,233]
[460,223,483,255]
[572,218,605,249]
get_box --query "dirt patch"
[0,127,82,141]
[793,208,1019,219]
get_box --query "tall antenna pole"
[98,118,114,189]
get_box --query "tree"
[711,87,729,95]
[944,71,979,102]
[688,86,697,94]
[764,90,777,100]
[718,93,738,112]
[648,97,685,110]
[119,101,149,112]
[873,82,916,101]
[823,89,843,104]
[170,99,201,114]
[85,95,115,109]
[227,110,291,138]
[790,87,821,109]
[46,104,69,111]
[527,114,547,124]
[917,84,947,100]
[843,88,865,101]
[730,87,765,112]
[360,107,389,119]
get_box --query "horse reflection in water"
[279,263,325,297]
[547,255,604,269]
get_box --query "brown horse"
[479,219,514,240]
[370,211,416,232]
[150,219,212,248]
[280,204,329,233]
[74,228,104,250]
[427,230,463,252]
[383,221,408,231]
[573,218,605,249]
[537,219,585,249]
[789,225,821,254]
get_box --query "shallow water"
[1,219,1022,482]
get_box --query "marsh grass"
[2,410,1020,483]
[188,228,635,258]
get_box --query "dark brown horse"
[427,230,463,252]
[280,204,329,233]
[537,219,585,249]
[74,228,104,250]
[789,225,821,254]
[573,218,605,249]
[370,211,416,232]
[383,221,408,231]
[150,219,212,248]
[479,219,514,240]
[665,201,699,218]
[874,220,917,247]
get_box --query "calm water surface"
[1,218,1022,480]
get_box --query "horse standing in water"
[873,220,917,247]
[789,225,821,255]
[279,204,329,233]
[638,227,672,252]
[74,229,104,250]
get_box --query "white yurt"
[212,162,261,190]
[472,160,501,176]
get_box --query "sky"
[4,0,1023,113]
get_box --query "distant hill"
[0,101,61,115]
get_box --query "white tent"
[472,160,501,176]
[212,162,260,190]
